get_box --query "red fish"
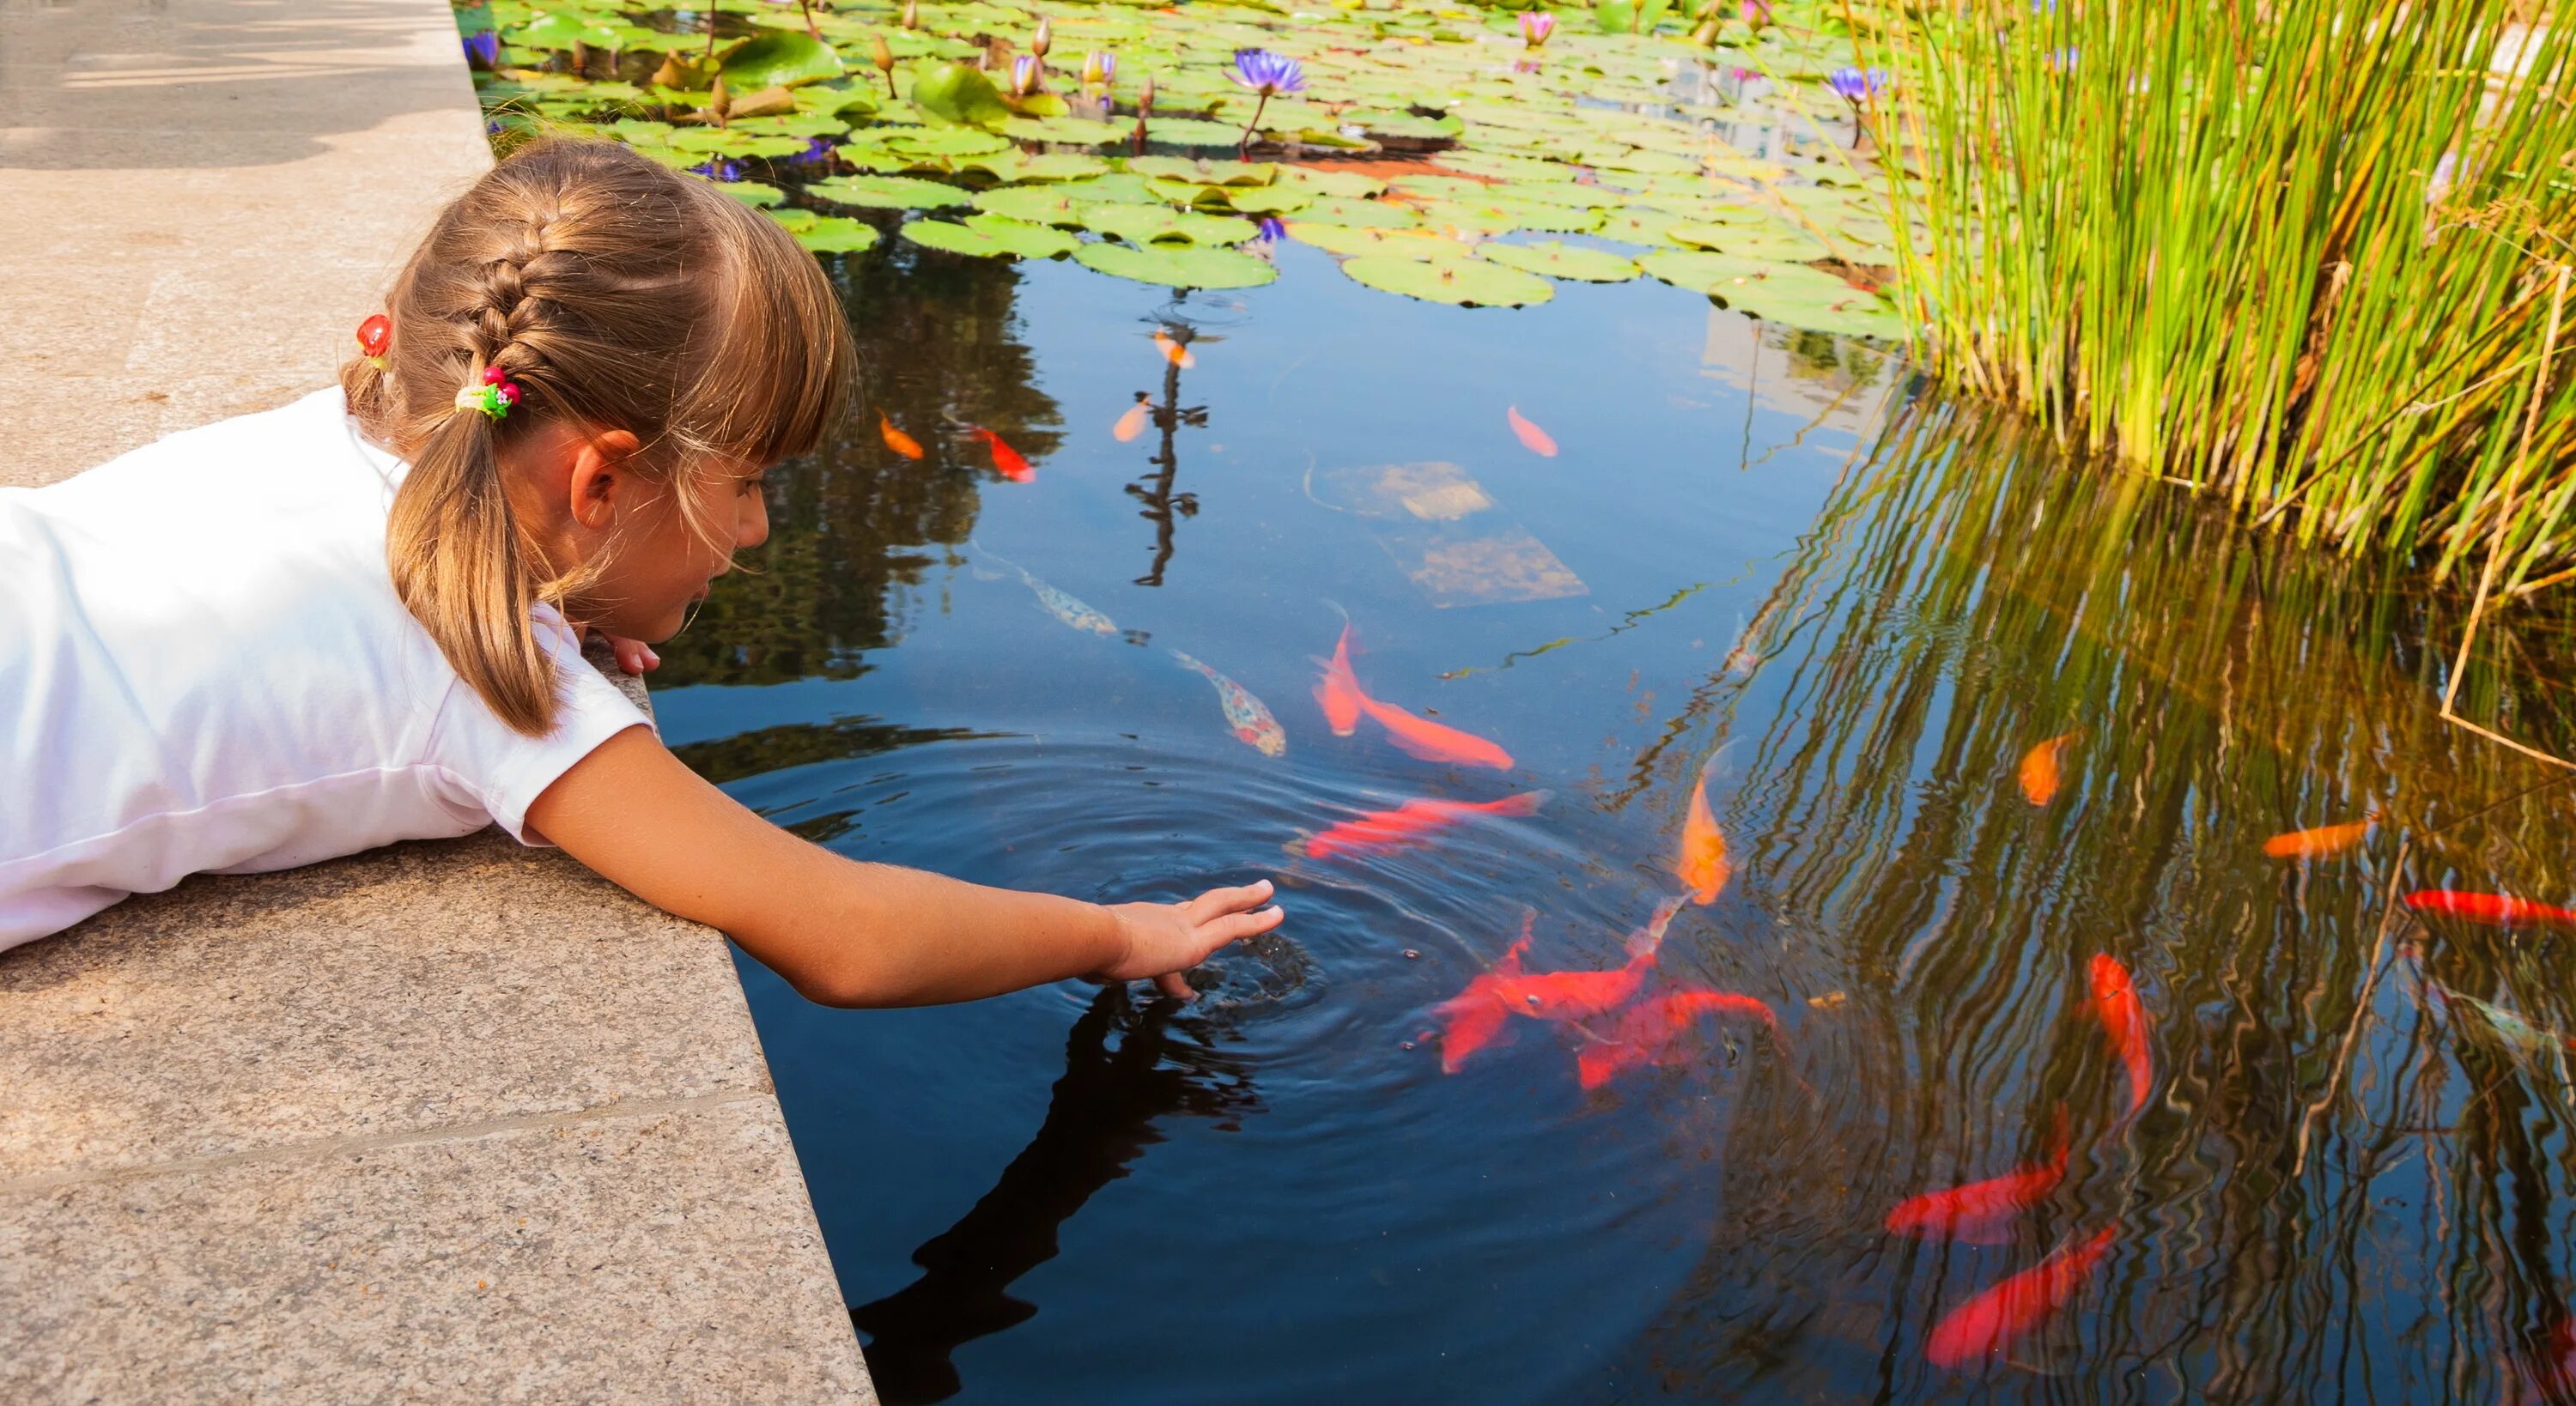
[1358,693,1514,770]
[1437,913,1534,1073]
[969,427,1033,482]
[1575,988,1779,1090]
[1303,791,1547,861]
[1112,399,1150,443]
[2019,730,2076,806]
[2405,890,2576,926]
[1506,405,1558,457]
[1438,942,1658,1073]
[1885,1114,2070,1245]
[1924,1226,2117,1368]
[2262,815,2372,859]
[1152,329,1195,368]
[879,411,924,460]
[1677,772,1730,904]
[2089,954,2151,1116]
[1313,615,1363,736]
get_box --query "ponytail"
[384,396,558,736]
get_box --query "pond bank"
[0,0,871,1397]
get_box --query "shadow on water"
[848,987,1261,1405]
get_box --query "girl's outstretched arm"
[526,726,1285,1007]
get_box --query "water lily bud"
[652,52,689,88]
[709,74,731,124]
[1011,53,1038,95]
[901,0,918,27]
[1083,50,1116,87]
[1139,72,1155,112]
[1030,16,1051,58]
[1689,16,1719,44]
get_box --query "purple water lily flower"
[688,157,744,183]
[1826,66,1890,104]
[1084,50,1117,87]
[1228,49,1306,150]
[1012,53,1040,96]
[786,135,835,167]
[1258,216,1286,241]
[1519,10,1555,47]
[462,29,499,69]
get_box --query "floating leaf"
[1341,254,1553,306]
[1074,241,1280,288]
[1296,195,1420,229]
[1283,222,1468,258]
[1001,114,1132,144]
[1081,204,1258,245]
[971,184,1093,224]
[1129,155,1276,185]
[1642,249,1901,336]
[910,61,1012,130]
[720,30,844,88]
[806,173,975,209]
[1476,240,1641,282]
[1665,224,1832,261]
[794,215,884,252]
[1133,117,1247,147]
[1277,166,1388,199]
[712,179,787,207]
[843,125,1012,156]
[958,151,1112,182]
[902,215,1078,258]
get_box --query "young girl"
[0,138,1282,1003]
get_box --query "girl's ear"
[566,427,646,530]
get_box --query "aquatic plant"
[1226,49,1306,149]
[1856,0,2576,595]
[1519,11,1556,48]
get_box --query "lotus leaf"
[1342,108,1466,140]
[794,215,884,252]
[902,216,1078,258]
[910,61,1012,130]
[1132,118,1248,148]
[1081,204,1258,246]
[1595,208,1682,243]
[844,125,1011,156]
[1479,199,1601,233]
[721,31,844,88]
[508,12,623,50]
[1001,115,1132,144]
[959,151,1112,182]
[1340,254,1552,306]
[1216,187,1312,215]
[806,173,975,209]
[1412,200,1521,236]
[1667,224,1833,261]
[1275,166,1387,198]
[712,180,787,207]
[734,112,852,137]
[1283,222,1469,258]
[1474,240,1641,282]
[1502,181,1623,209]
[1073,242,1279,289]
[1127,156,1275,186]
[970,184,1094,224]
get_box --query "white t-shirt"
[0,387,652,952]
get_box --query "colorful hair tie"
[454,364,522,421]
[355,313,391,371]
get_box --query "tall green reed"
[1850,0,2576,594]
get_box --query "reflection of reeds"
[1852,0,2576,592]
[1625,403,2576,1394]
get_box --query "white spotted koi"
[1169,649,1288,758]
[974,540,1119,638]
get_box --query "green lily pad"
[902,215,1080,258]
[1475,240,1641,282]
[910,60,1012,130]
[1129,155,1275,185]
[842,124,1012,156]
[1641,248,1901,335]
[1001,114,1133,144]
[1208,185,1311,215]
[793,215,884,252]
[1341,254,1553,306]
[1073,241,1279,288]
[1081,204,1258,245]
[957,151,1112,182]
[971,183,1093,224]
[1595,208,1682,244]
[711,179,787,207]
[1276,166,1388,198]
[1296,194,1419,228]
[1133,117,1249,147]
[1283,222,1468,258]
[806,173,975,209]
[720,30,844,88]
[1665,224,1832,260]
[1413,199,1522,236]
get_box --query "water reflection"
[848,987,1261,1404]
[1124,319,1209,588]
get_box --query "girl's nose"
[738,493,770,550]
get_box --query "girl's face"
[526,425,771,643]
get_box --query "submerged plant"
[1227,49,1307,149]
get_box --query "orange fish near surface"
[1575,988,1778,1090]
[969,427,1034,483]
[1923,1227,2117,1369]
[1437,914,1534,1073]
[879,412,924,460]
[1358,694,1514,771]
[1506,405,1558,458]
[1112,398,1150,443]
[1885,1116,2070,1245]
[1303,791,1548,862]
[2089,955,2152,1117]
[2263,815,2372,859]
[1438,941,1658,1073]
[1677,773,1731,905]
[2019,731,2077,806]
[1313,615,1364,736]
[2405,890,2576,927]
[1152,329,1195,368]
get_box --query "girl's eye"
[738,476,767,496]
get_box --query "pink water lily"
[1519,10,1555,46]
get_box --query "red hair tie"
[355,313,391,371]
[454,364,522,421]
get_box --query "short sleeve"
[424,610,656,845]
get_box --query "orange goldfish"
[1113,397,1150,443]
[1924,1226,2117,1368]
[2018,730,2077,806]
[1358,694,1514,771]
[1303,791,1547,862]
[1574,987,1778,1090]
[1677,773,1730,904]
[1885,1113,2069,1245]
[2404,890,2576,927]
[2088,954,2151,1117]
[1439,936,1658,1073]
[2263,815,2372,859]
[1437,913,1534,1073]
[1506,405,1558,458]
[1152,329,1195,368]
[969,427,1033,483]
[879,412,924,460]
[1313,615,1363,736]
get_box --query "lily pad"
[720,30,844,88]
[902,215,1079,258]
[1073,241,1280,288]
[1296,195,1419,228]
[711,179,787,208]
[1642,249,1902,336]
[1133,117,1249,148]
[1665,224,1832,261]
[1001,114,1133,144]
[1476,240,1641,282]
[910,61,1012,130]
[958,151,1113,182]
[1276,166,1388,198]
[1081,204,1259,245]
[1341,254,1553,306]
[1283,222,1469,258]
[1129,155,1276,185]
[842,125,1012,157]
[793,215,884,252]
[971,184,1094,224]
[806,173,975,209]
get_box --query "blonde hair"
[345,138,853,736]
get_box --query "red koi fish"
[2263,815,2372,859]
[2405,890,2576,927]
[1575,988,1778,1090]
[1506,405,1558,457]
[879,412,924,460]
[1677,772,1730,905]
[1113,399,1150,443]
[1303,791,1547,862]
[1358,694,1514,770]
[1313,615,1363,736]
[969,427,1033,482]
[1885,1114,2070,1245]
[1439,940,1658,1073]
[1152,329,1195,368]
[1924,1226,2117,1368]
[2089,954,2151,1116]
[1437,913,1534,1073]
[2019,731,2076,806]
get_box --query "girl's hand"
[1098,880,1285,1000]
[605,633,659,675]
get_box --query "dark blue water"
[651,236,2576,1403]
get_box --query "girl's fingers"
[1156,971,1195,1001]
[1187,879,1275,921]
[1207,905,1285,945]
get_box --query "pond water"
[648,237,2576,1403]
